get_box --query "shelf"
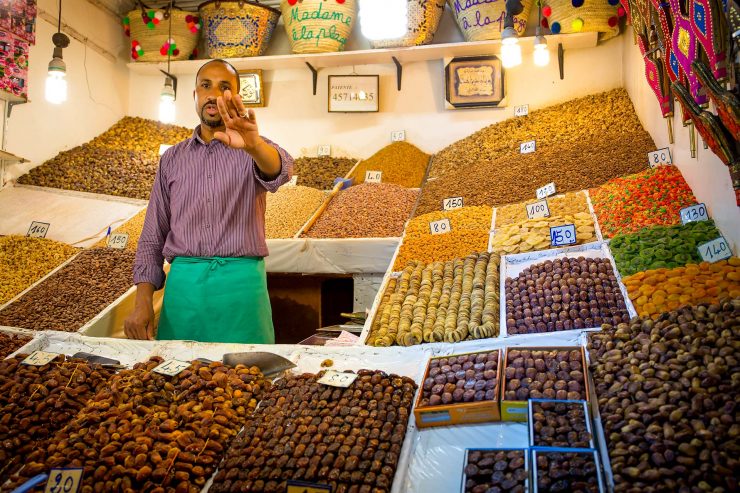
[0,149,27,164]
[0,91,27,104]
[127,32,599,75]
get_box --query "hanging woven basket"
[199,0,281,58]
[447,0,534,40]
[126,2,201,62]
[540,0,623,40]
[280,0,357,54]
[368,0,446,48]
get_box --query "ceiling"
[96,0,282,15]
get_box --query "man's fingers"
[213,131,230,145]
[146,320,154,341]
[216,97,234,126]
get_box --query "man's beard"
[200,104,223,128]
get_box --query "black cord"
[57,0,62,33]
[167,0,173,73]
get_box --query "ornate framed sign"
[328,75,379,113]
[444,56,505,109]
[239,69,265,108]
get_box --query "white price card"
[680,203,709,224]
[520,140,536,154]
[536,182,557,199]
[550,224,577,247]
[442,197,464,211]
[152,359,191,377]
[648,147,672,167]
[45,468,83,493]
[318,370,358,388]
[27,221,50,238]
[288,175,299,186]
[526,199,550,220]
[365,170,382,183]
[158,144,173,156]
[391,130,406,142]
[698,236,732,263]
[107,233,129,250]
[22,351,61,367]
[317,145,331,157]
[514,104,529,117]
[429,218,452,235]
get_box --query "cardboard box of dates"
[532,449,605,493]
[461,448,529,493]
[500,347,590,422]
[414,350,501,428]
[528,399,595,450]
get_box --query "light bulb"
[533,38,550,66]
[359,0,407,40]
[45,70,67,104]
[501,37,522,68]
[158,79,176,124]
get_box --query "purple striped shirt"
[133,127,294,289]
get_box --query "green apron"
[157,256,274,344]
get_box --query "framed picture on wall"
[239,69,265,108]
[328,75,379,113]
[444,56,505,109]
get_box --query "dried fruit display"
[464,449,527,493]
[0,354,116,484]
[588,299,739,492]
[351,142,430,188]
[0,331,31,359]
[367,252,500,346]
[622,259,740,318]
[534,451,601,493]
[609,221,721,276]
[415,89,655,215]
[491,213,597,254]
[590,166,697,237]
[210,369,417,493]
[503,348,586,402]
[495,191,592,228]
[294,156,357,190]
[393,206,493,270]
[0,249,135,332]
[505,257,629,335]
[303,183,418,238]
[0,236,78,305]
[531,400,592,449]
[92,208,148,251]
[88,116,192,158]
[419,351,499,406]
[8,357,268,492]
[266,185,327,238]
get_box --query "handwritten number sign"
[698,237,732,263]
[520,140,536,154]
[22,351,61,367]
[680,203,709,224]
[152,359,191,377]
[526,200,550,220]
[107,233,129,250]
[27,221,50,238]
[536,182,557,199]
[550,224,577,247]
[365,171,382,183]
[45,468,82,493]
[429,218,451,235]
[391,130,406,142]
[318,371,358,388]
[648,148,672,167]
[514,105,529,117]
[317,145,331,157]
[442,197,464,211]
[288,175,299,186]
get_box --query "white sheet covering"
[265,237,400,273]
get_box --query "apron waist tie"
[199,258,227,283]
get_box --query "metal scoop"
[222,352,296,378]
[72,352,126,369]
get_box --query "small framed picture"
[238,69,265,107]
[328,75,379,113]
[444,56,505,109]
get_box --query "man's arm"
[247,138,282,180]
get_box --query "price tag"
[286,480,332,493]
[391,130,406,142]
[525,199,550,219]
[158,144,173,156]
[698,236,732,263]
[680,203,709,224]
[22,351,61,366]
[152,359,191,377]
[288,175,299,186]
[429,218,451,235]
[514,104,529,117]
[648,147,672,167]
[550,224,577,247]
[442,197,464,211]
[317,145,331,157]
[107,233,129,250]
[520,140,536,154]
[365,170,382,183]
[45,468,83,493]
[317,370,358,388]
[27,221,50,238]
[536,182,557,199]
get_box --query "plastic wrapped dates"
[535,451,601,492]
[464,449,527,493]
[419,351,499,406]
[503,349,586,402]
[531,400,592,449]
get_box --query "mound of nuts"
[495,191,592,228]
[294,156,357,190]
[535,451,600,492]
[8,357,268,492]
[351,142,430,188]
[0,354,116,484]
[503,348,586,402]
[266,185,327,238]
[92,208,148,251]
[587,298,739,492]
[531,400,592,449]
[419,351,499,407]
[210,369,417,493]
[491,213,597,255]
[0,331,31,359]
[464,449,527,493]
[505,256,629,335]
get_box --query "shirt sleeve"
[133,152,171,290]
[252,136,294,193]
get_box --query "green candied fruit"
[610,236,626,249]
[673,253,692,264]
[649,261,669,269]
[653,248,672,261]
[639,248,655,259]
[667,238,684,249]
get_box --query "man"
[124,59,293,343]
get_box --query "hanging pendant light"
[158,0,178,123]
[45,0,69,104]
[501,0,524,68]
[533,2,550,67]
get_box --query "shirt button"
[207,174,212,178]
[205,224,211,229]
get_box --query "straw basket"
[447,0,533,40]
[369,0,446,48]
[199,0,281,58]
[126,3,201,62]
[541,0,621,40]
[280,0,357,54]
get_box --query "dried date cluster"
[0,331,31,359]
[420,351,498,407]
[588,299,739,492]
[505,257,629,335]
[535,451,600,492]
[504,349,586,402]
[464,449,527,493]
[0,354,116,484]
[8,358,268,492]
[210,370,418,493]
[532,400,592,448]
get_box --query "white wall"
[621,28,740,250]
[3,0,129,181]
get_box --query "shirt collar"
[189,126,207,147]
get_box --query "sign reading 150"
[331,92,375,102]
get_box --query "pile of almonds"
[294,156,357,190]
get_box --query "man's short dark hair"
[196,59,241,93]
